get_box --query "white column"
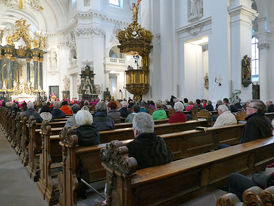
[229,0,257,102]
[159,0,174,99]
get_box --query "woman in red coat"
[168,102,187,123]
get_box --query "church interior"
[0,0,273,206]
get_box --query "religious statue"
[188,0,203,20]
[241,55,251,87]
[131,3,139,22]
[204,73,209,89]
[63,76,70,91]
[50,50,57,69]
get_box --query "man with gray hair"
[213,104,237,128]
[241,100,272,143]
[126,112,173,169]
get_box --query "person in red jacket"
[60,101,73,115]
[168,102,187,123]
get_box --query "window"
[251,37,259,82]
[109,0,122,8]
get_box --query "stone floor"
[0,128,227,206]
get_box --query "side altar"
[0,19,46,101]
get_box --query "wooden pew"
[216,186,274,206]
[101,137,274,206]
[56,124,245,206]
[115,119,169,129]
[265,112,274,120]
[30,120,207,179]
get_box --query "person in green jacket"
[152,101,167,120]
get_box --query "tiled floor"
[0,128,227,206]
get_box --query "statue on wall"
[188,0,203,21]
[204,73,209,89]
[241,55,251,87]
[50,49,57,69]
[63,76,70,91]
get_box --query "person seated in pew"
[74,110,100,146]
[227,163,274,201]
[119,100,129,118]
[93,101,115,131]
[213,105,237,128]
[152,101,168,120]
[125,104,140,123]
[107,101,121,123]
[24,102,43,123]
[51,101,66,120]
[65,104,80,128]
[168,102,186,123]
[127,112,173,169]
[60,101,73,115]
[40,105,53,122]
[205,100,214,111]
[266,100,274,112]
[240,100,272,143]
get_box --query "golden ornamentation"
[118,3,153,99]
[204,73,209,89]
[16,45,27,57]
[242,55,251,87]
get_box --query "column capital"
[11,57,16,62]
[39,58,43,63]
[33,56,39,62]
[4,54,12,59]
[26,58,32,63]
[258,42,270,50]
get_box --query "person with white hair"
[126,112,173,169]
[168,102,187,123]
[24,102,43,123]
[74,110,100,146]
[93,101,115,131]
[213,104,237,128]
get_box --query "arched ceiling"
[0,0,68,34]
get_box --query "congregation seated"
[227,162,274,201]
[183,98,189,108]
[60,101,73,115]
[195,99,204,110]
[65,104,80,128]
[241,100,272,143]
[168,102,186,123]
[205,100,214,111]
[24,102,42,123]
[152,101,168,120]
[107,101,121,123]
[125,104,140,123]
[126,112,173,169]
[93,101,115,131]
[119,100,129,118]
[40,105,53,122]
[213,105,237,128]
[266,100,274,112]
[74,110,100,146]
[51,101,66,119]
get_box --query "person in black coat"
[51,101,66,119]
[241,100,272,143]
[266,100,274,112]
[74,110,100,146]
[126,112,173,169]
[93,101,115,131]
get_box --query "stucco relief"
[188,0,203,21]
